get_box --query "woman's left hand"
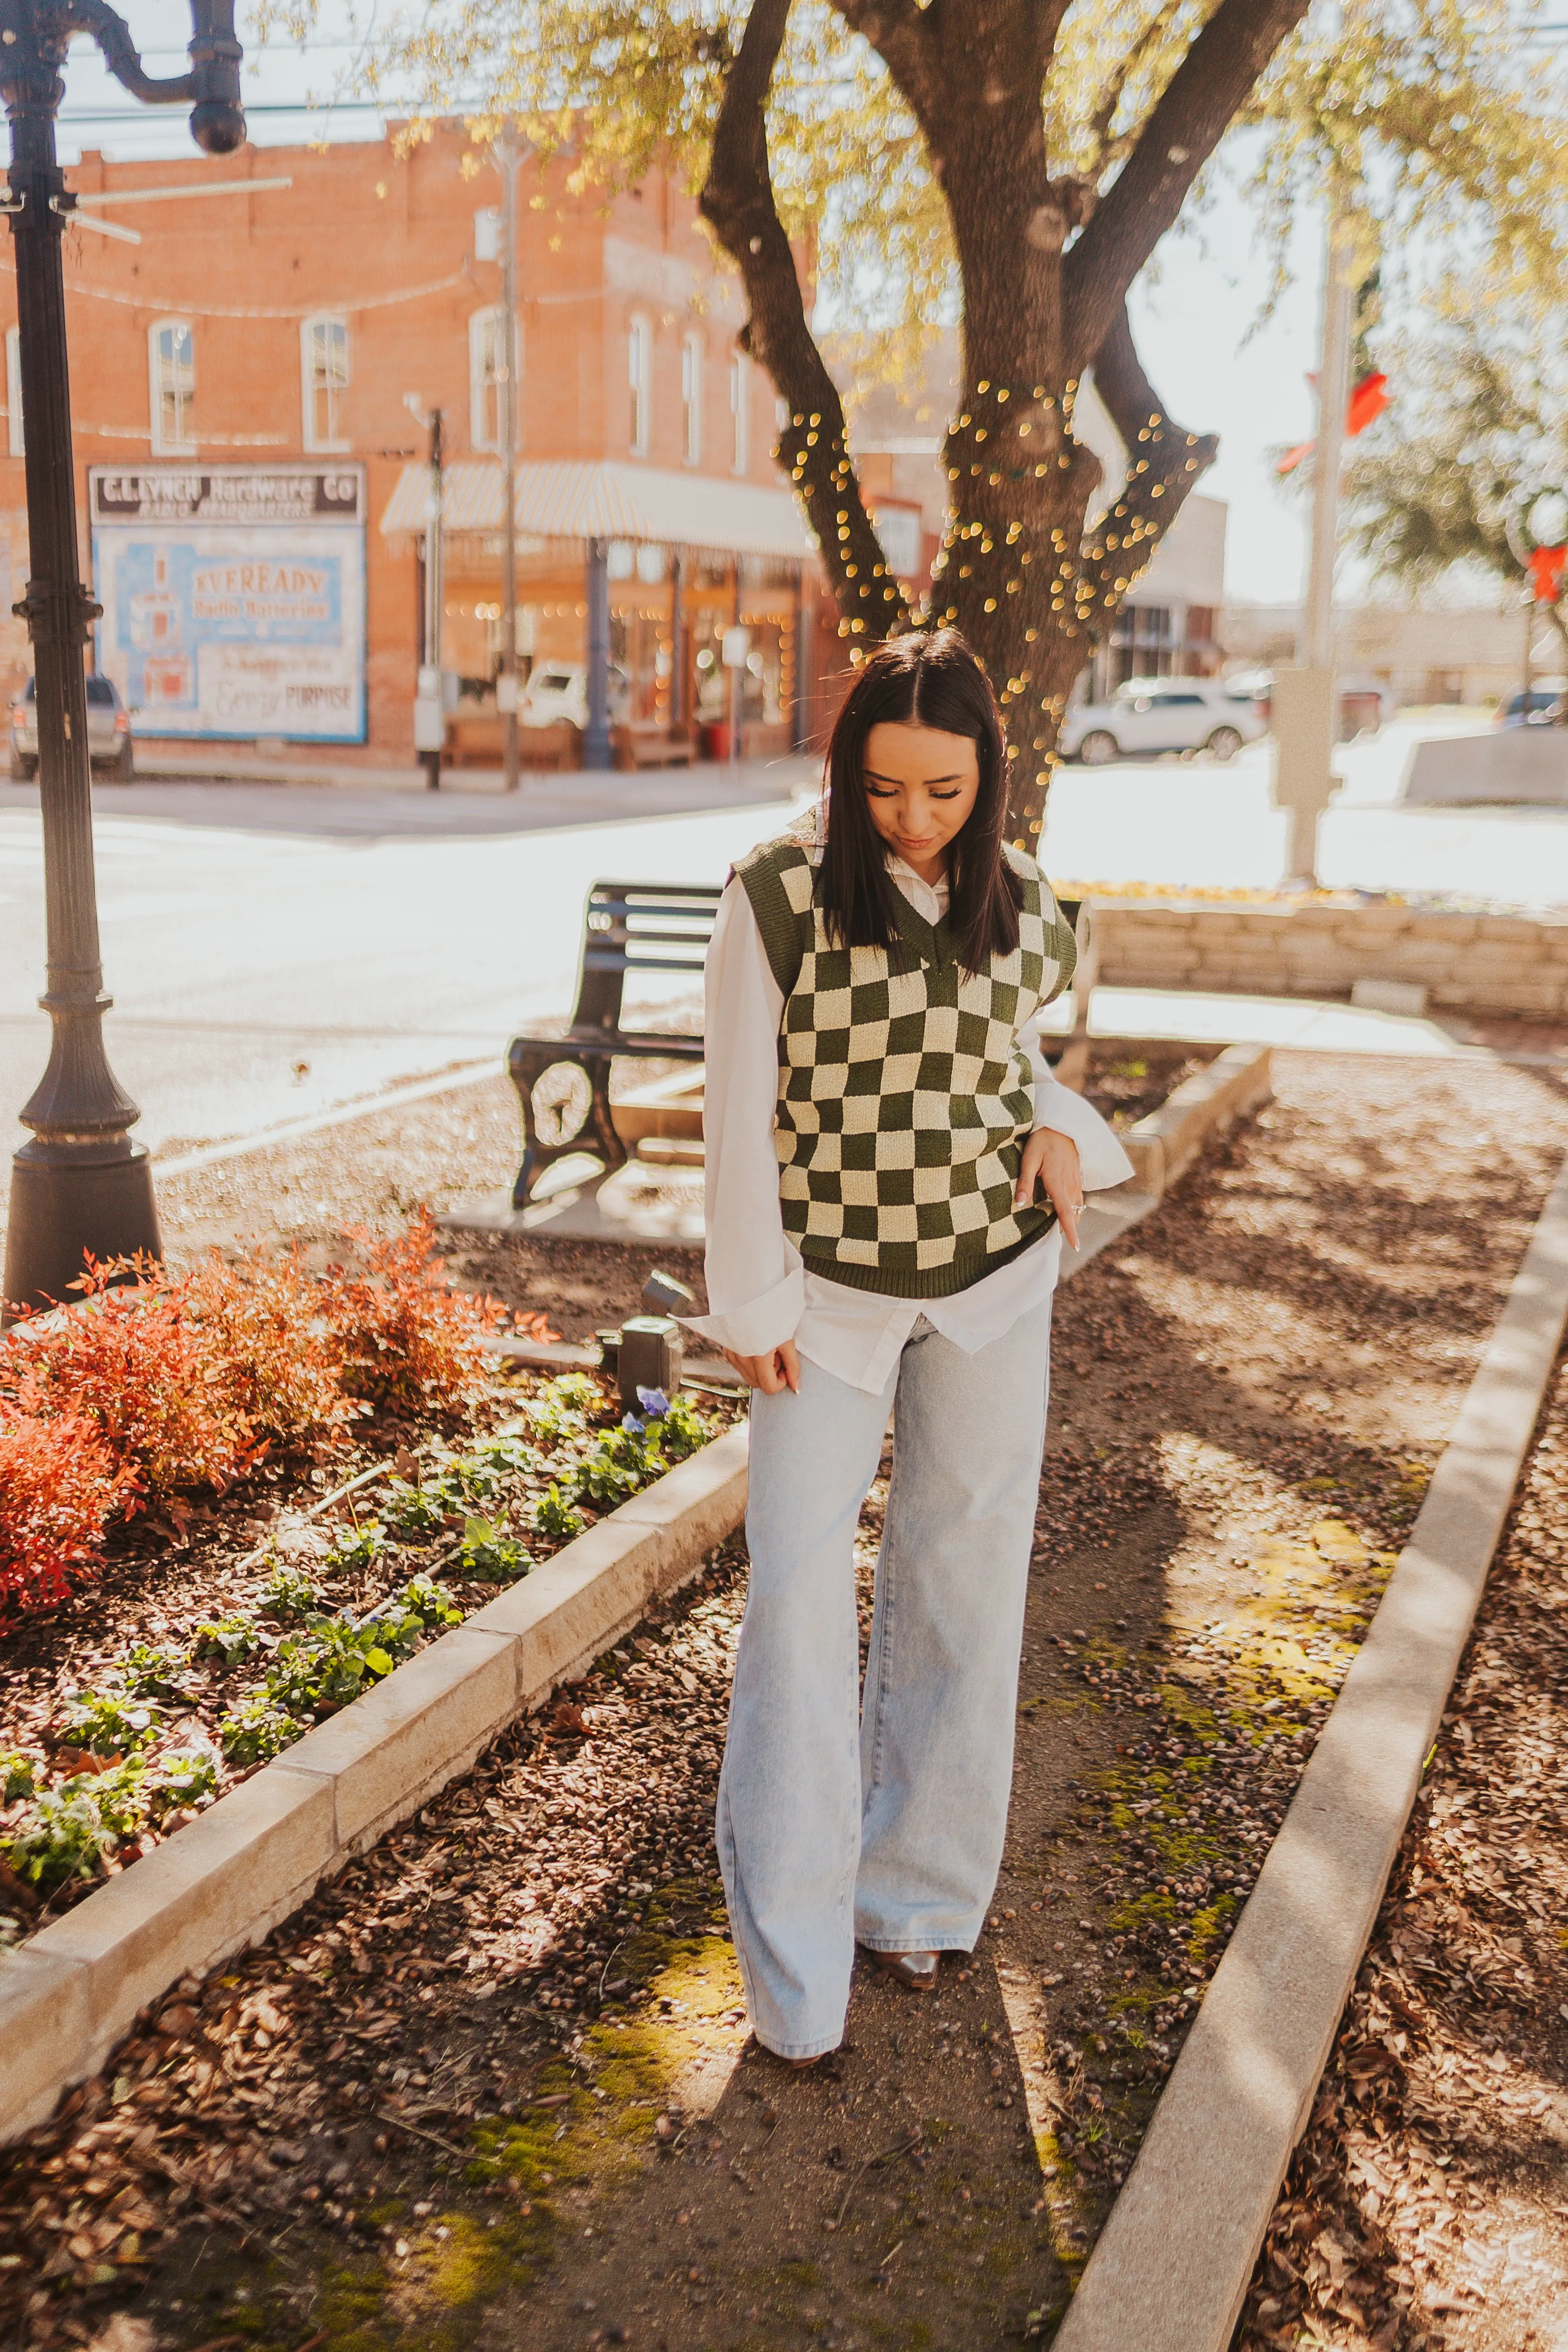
[1016,1128,1085,1250]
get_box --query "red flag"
[1346,370,1389,436]
[1276,370,1390,475]
[1530,544,1567,603]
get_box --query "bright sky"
[51,3,1325,608]
[1129,166,1324,608]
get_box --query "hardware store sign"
[89,466,366,742]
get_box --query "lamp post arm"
[67,0,194,103]
[65,0,245,154]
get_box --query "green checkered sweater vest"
[733,835,1077,1299]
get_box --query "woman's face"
[861,721,982,883]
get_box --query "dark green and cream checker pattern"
[733,835,1077,1299]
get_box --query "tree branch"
[1063,0,1310,374]
[831,0,943,138]
[700,0,911,646]
[1084,0,1183,172]
[1077,301,1218,618]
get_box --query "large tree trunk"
[701,0,1296,841]
[927,115,1106,844]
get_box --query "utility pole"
[498,128,519,791]
[409,398,445,790]
[1271,213,1355,887]
[1,0,244,1319]
[583,538,611,770]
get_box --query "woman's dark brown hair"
[820,629,1021,971]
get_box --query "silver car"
[1059,677,1269,766]
[10,673,134,780]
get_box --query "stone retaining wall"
[1090,899,1568,1019]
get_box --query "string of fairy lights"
[776,375,1208,839]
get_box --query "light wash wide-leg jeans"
[716,1304,1052,2060]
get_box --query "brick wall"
[1090,899,1568,1019]
[0,129,792,753]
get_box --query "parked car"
[1496,684,1566,729]
[518,662,629,730]
[10,673,133,780]
[1059,676,1269,765]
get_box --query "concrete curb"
[1116,1040,1273,1199]
[155,1062,498,1182]
[1055,1150,1568,2352]
[0,1424,750,2147]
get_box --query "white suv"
[1059,677,1269,765]
[519,663,629,729]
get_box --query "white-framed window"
[469,306,520,453]
[5,326,21,458]
[149,320,195,456]
[730,351,750,476]
[628,313,652,458]
[301,314,349,452]
[681,329,704,466]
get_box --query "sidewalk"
[120,745,818,799]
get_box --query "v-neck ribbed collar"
[885,852,959,966]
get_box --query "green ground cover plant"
[0,1351,723,1937]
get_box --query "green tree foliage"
[288,0,1568,832]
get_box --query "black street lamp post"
[0,0,244,1315]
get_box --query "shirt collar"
[886,850,950,920]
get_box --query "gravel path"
[5,1047,1568,2352]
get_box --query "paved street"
[1,714,1563,1183]
[0,759,816,1166]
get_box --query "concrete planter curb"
[1116,1042,1273,1199]
[1055,1151,1568,2352]
[0,1424,750,2147]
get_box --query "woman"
[686,629,1133,2065]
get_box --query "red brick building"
[0,125,830,760]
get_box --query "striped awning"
[379,457,815,562]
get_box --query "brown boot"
[861,1946,940,1992]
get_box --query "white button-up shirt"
[684,855,1134,1393]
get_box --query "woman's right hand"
[722,1341,802,1395]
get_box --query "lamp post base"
[2,1140,161,1320]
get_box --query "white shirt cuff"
[1033,1080,1136,1192]
[682,1266,805,1357]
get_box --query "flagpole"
[1302,222,1354,675]
[1270,211,1355,887]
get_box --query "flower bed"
[0,1217,732,1949]
[1080,1039,1220,1132]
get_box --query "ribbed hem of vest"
[795,1215,1057,1301]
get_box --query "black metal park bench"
[506,879,1097,1208]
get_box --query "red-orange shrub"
[319,1212,502,1416]
[0,1216,500,1617]
[2,1258,257,1511]
[0,1409,128,1614]
[182,1244,357,1453]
